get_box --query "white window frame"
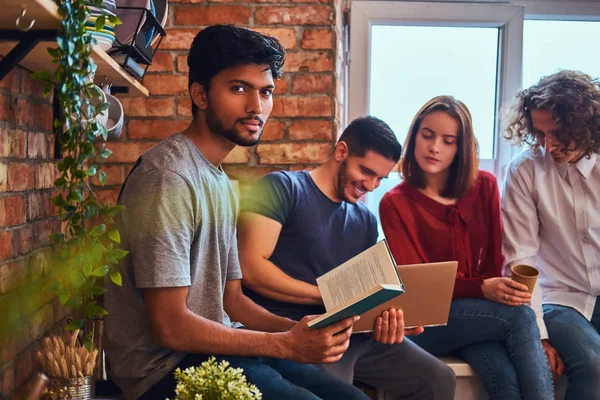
[348,1,525,180]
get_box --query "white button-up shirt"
[501,148,600,339]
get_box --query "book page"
[317,241,400,311]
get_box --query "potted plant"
[169,357,262,400]
[31,0,124,396]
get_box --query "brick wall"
[0,1,345,396]
[104,0,346,200]
[0,66,64,398]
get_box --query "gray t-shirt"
[104,133,242,399]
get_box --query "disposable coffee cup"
[511,264,539,294]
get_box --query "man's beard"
[205,102,262,147]
[336,160,349,201]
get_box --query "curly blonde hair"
[503,70,600,157]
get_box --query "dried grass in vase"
[37,329,98,379]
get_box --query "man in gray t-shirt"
[104,25,368,400]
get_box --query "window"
[523,20,600,88]
[349,1,524,237]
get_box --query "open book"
[307,240,405,329]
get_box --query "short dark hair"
[402,96,479,199]
[338,116,402,162]
[187,25,286,116]
[503,70,600,157]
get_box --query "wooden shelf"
[0,0,149,97]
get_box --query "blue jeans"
[410,298,553,400]
[543,296,600,400]
[139,353,370,400]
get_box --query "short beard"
[336,160,348,201]
[205,102,262,147]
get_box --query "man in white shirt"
[502,70,600,400]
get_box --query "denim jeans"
[543,296,600,400]
[138,353,370,400]
[410,298,554,400]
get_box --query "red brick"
[274,77,289,95]
[289,119,331,140]
[33,102,53,131]
[91,165,123,187]
[27,132,48,159]
[0,162,6,192]
[128,119,191,140]
[175,6,252,25]
[161,29,198,50]
[301,29,333,49]
[223,146,251,164]
[14,350,32,390]
[0,259,28,294]
[147,52,174,73]
[105,142,156,163]
[7,163,35,191]
[0,129,27,158]
[271,96,331,117]
[27,304,54,342]
[292,0,329,3]
[255,6,331,25]
[292,74,332,94]
[286,51,333,72]
[0,195,26,226]
[0,364,15,397]
[119,97,173,117]
[38,219,60,247]
[177,97,193,117]
[13,224,37,256]
[34,163,54,189]
[27,192,45,221]
[169,0,204,3]
[22,71,47,97]
[176,55,189,73]
[0,230,12,261]
[0,68,20,92]
[11,96,34,127]
[257,143,331,164]
[144,75,188,95]
[254,28,297,49]
[262,120,285,141]
[44,191,58,217]
[96,188,120,206]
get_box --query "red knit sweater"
[379,171,505,299]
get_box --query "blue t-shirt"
[241,170,378,320]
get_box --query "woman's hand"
[481,277,531,306]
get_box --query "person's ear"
[334,141,350,163]
[190,82,208,111]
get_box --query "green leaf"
[91,285,107,296]
[88,201,102,211]
[83,263,92,278]
[88,165,97,176]
[108,15,122,26]
[110,271,122,286]
[43,81,53,97]
[31,71,52,81]
[101,148,112,159]
[91,265,109,277]
[108,205,125,216]
[49,232,65,243]
[112,249,129,260]
[108,229,120,243]
[45,281,62,292]
[47,47,61,59]
[98,171,106,187]
[89,224,106,237]
[66,320,84,331]
[58,289,70,305]
[91,305,108,317]
[70,273,86,288]
[54,177,66,186]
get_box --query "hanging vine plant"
[33,0,125,350]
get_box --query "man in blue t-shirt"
[239,116,456,399]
